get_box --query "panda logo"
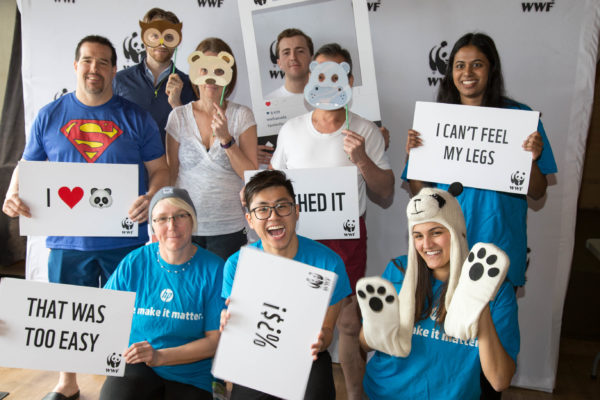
[510,171,526,187]
[304,61,353,110]
[343,219,356,233]
[89,188,113,209]
[106,352,122,368]
[121,217,134,231]
[306,272,324,289]
[122,32,146,65]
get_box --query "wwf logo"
[269,40,278,64]
[54,88,69,100]
[122,32,145,65]
[522,1,555,12]
[160,288,174,302]
[254,0,267,5]
[343,219,356,233]
[106,352,122,368]
[307,272,324,289]
[121,217,134,231]
[429,41,449,75]
[510,170,526,187]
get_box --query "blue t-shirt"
[402,101,557,286]
[23,93,164,251]
[113,60,196,145]
[104,242,225,392]
[363,256,520,400]
[222,235,352,306]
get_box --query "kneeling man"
[221,170,351,400]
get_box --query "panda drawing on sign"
[304,61,352,110]
[89,188,113,209]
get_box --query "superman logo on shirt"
[61,120,124,163]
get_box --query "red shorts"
[318,216,366,295]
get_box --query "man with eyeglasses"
[221,170,351,400]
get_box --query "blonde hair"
[152,197,198,232]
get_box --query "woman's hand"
[522,131,543,161]
[220,298,231,332]
[406,129,423,154]
[211,102,232,145]
[310,330,325,361]
[124,340,161,367]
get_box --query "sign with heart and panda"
[18,161,139,237]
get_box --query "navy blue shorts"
[48,245,141,287]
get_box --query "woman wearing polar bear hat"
[165,37,258,261]
[358,184,520,399]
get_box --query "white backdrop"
[17,0,600,392]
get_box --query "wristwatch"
[220,137,236,149]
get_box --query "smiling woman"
[100,187,225,400]
[360,185,520,399]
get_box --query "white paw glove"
[444,243,509,341]
[356,277,411,357]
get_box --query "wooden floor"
[1,337,599,399]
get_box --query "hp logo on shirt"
[160,289,174,302]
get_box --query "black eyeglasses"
[152,212,191,225]
[249,202,295,220]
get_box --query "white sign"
[0,278,135,376]
[407,102,539,194]
[245,166,360,240]
[239,0,381,137]
[18,161,139,237]
[212,247,337,400]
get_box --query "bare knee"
[336,297,361,336]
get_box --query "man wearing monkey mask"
[113,7,195,145]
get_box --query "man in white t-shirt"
[270,43,394,400]
[260,29,314,165]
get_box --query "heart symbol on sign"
[265,101,271,106]
[58,186,84,209]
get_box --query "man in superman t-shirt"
[2,35,168,400]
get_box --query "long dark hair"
[437,32,512,108]
[392,256,449,327]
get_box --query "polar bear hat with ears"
[400,183,469,328]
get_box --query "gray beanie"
[149,186,196,223]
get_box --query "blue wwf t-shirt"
[222,235,352,306]
[363,256,520,400]
[23,93,164,250]
[104,243,225,392]
[402,101,557,286]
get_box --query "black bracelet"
[220,137,236,149]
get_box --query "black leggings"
[100,362,212,400]
[230,351,335,400]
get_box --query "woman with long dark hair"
[404,32,557,289]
